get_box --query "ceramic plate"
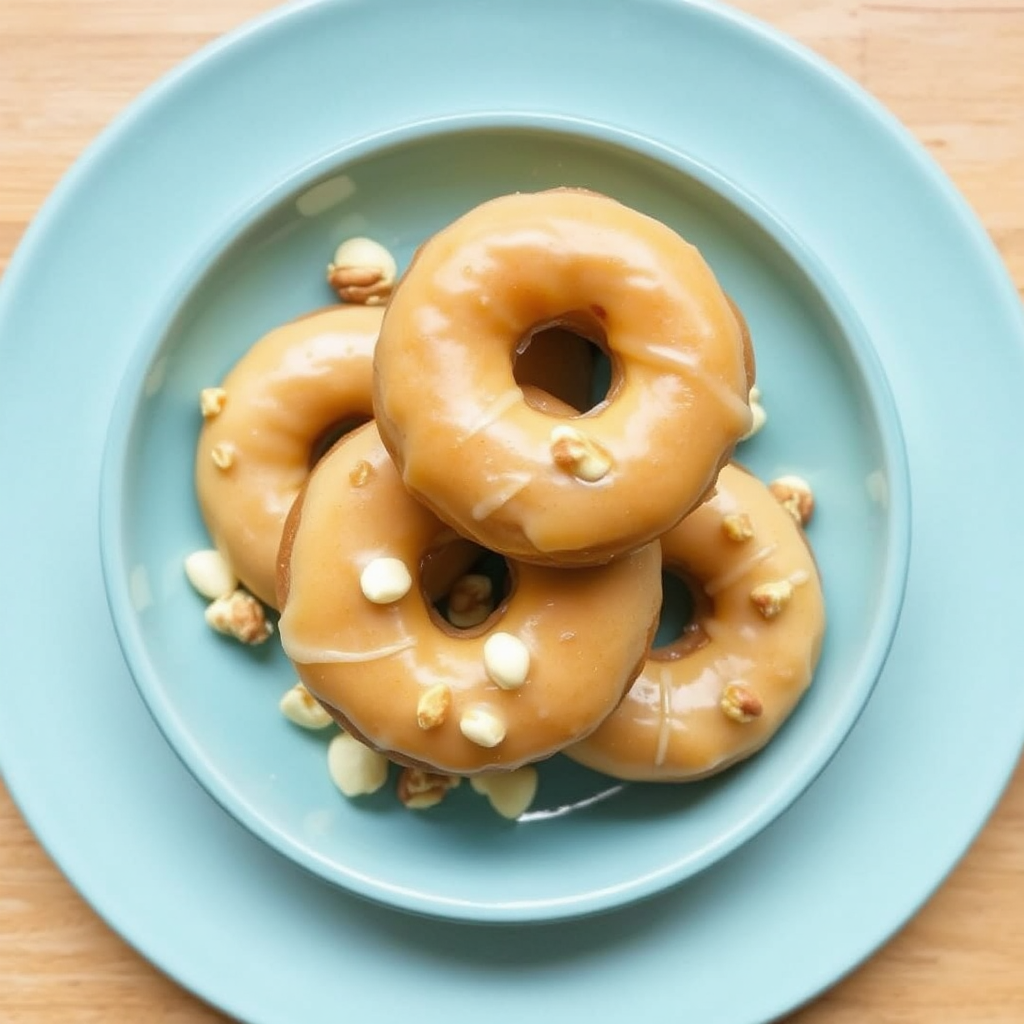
[98,116,908,921]
[1,0,1023,1020]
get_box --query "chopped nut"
[470,767,539,820]
[327,733,389,797]
[210,442,235,470]
[396,766,461,809]
[482,632,530,690]
[359,557,412,604]
[446,573,494,628]
[327,237,397,305]
[200,387,227,419]
[459,706,506,748]
[416,683,452,730]
[348,459,373,488]
[184,548,237,599]
[550,425,612,482]
[720,681,764,723]
[750,579,794,619]
[740,385,766,440]
[721,512,754,543]
[204,589,273,644]
[769,474,815,526]
[279,682,333,730]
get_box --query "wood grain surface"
[1,1,1023,1021]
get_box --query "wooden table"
[2,1,1022,1020]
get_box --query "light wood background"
[2,1,1023,1021]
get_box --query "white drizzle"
[617,342,751,428]
[461,388,523,440]
[471,471,532,521]
[654,665,674,767]
[278,633,416,665]
[704,543,778,596]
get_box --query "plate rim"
[1,0,1022,1021]
[96,109,913,924]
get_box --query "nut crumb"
[200,387,227,419]
[210,442,235,470]
[720,681,764,723]
[721,512,754,543]
[769,475,815,526]
[749,579,794,619]
[397,766,461,809]
[416,683,452,730]
[204,589,273,644]
[550,425,612,482]
[349,459,373,487]
[446,574,493,629]
[327,237,397,305]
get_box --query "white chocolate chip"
[749,579,795,619]
[326,237,397,305]
[204,589,273,644]
[470,767,539,820]
[210,442,235,470]
[482,632,530,690]
[184,548,238,600]
[279,682,333,730]
[416,683,452,730]
[200,387,227,418]
[549,425,612,482]
[359,557,412,604]
[327,733,389,797]
[459,707,506,748]
[740,386,767,440]
[446,573,494,628]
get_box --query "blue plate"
[98,116,908,922]
[1,0,1022,1019]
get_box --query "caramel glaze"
[195,305,594,608]
[276,422,662,775]
[567,464,825,782]
[373,189,753,567]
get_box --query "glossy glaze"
[278,422,662,774]
[374,189,752,565]
[569,465,825,781]
[195,305,383,606]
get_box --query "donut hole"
[513,312,615,415]
[650,567,713,661]
[421,541,513,635]
[307,415,372,469]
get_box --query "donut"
[276,422,662,775]
[566,464,825,782]
[195,305,384,607]
[196,307,594,608]
[373,188,753,566]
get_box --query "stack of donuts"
[194,189,825,812]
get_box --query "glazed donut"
[195,307,594,608]
[373,188,753,566]
[566,464,825,782]
[276,422,662,775]
[195,306,384,607]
